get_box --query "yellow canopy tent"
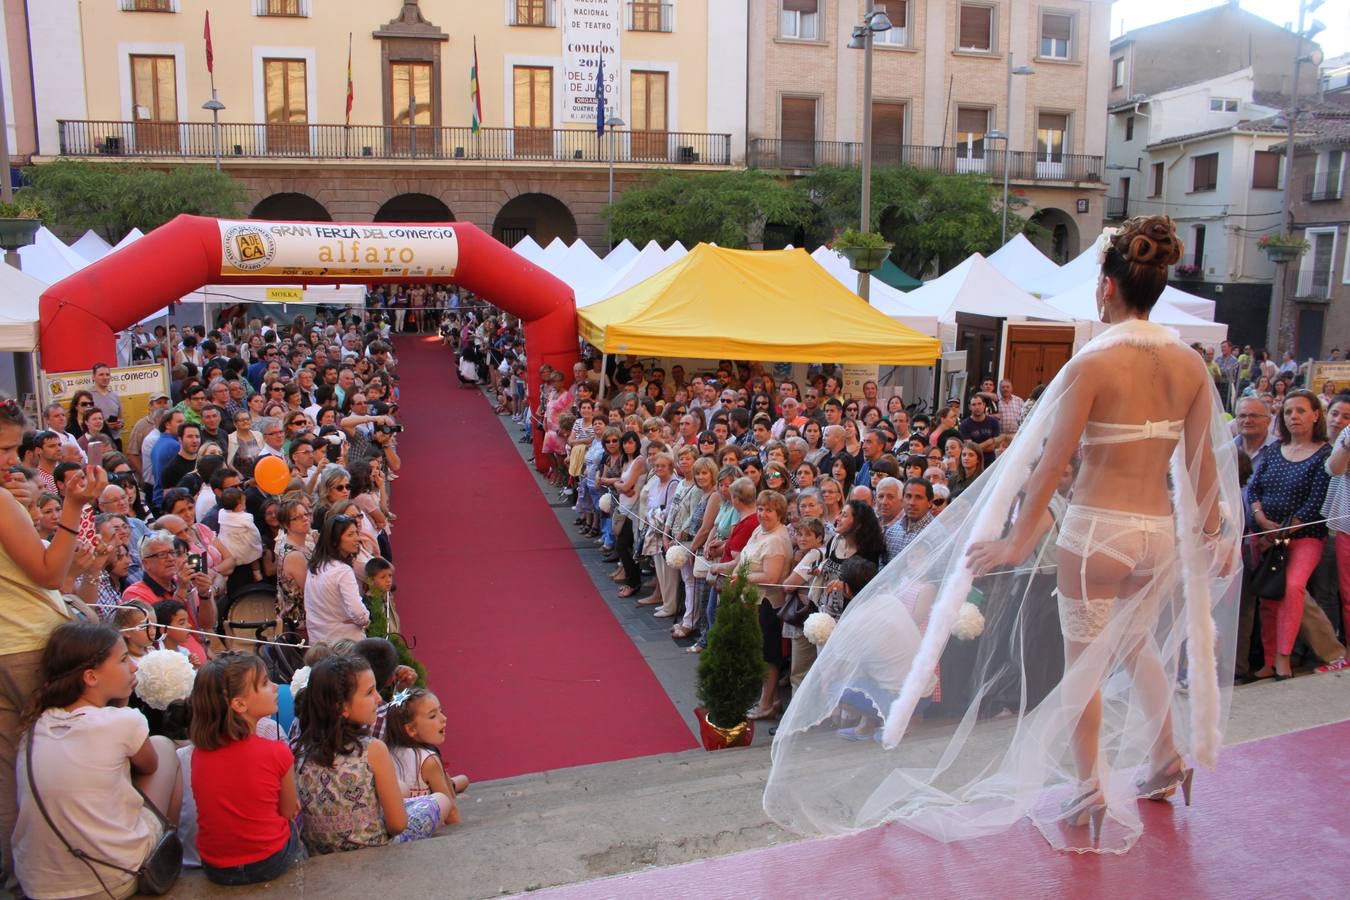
[577,244,940,365]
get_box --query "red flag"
[203,11,214,74]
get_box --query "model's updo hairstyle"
[1100,215,1183,313]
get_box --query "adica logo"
[222,225,276,271]
[47,379,67,398]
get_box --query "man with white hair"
[848,484,873,506]
[875,477,905,564]
[772,396,808,439]
[41,403,84,462]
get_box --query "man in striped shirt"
[996,379,1025,439]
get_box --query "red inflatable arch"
[38,214,577,464]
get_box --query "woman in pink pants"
[1248,390,1332,679]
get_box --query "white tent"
[809,246,940,337]
[511,235,543,263]
[602,239,638,270]
[577,240,677,307]
[16,227,90,284]
[113,228,144,250]
[1024,238,1104,298]
[175,283,368,309]
[902,253,1074,323]
[1044,281,1228,345]
[70,230,114,263]
[536,237,571,269]
[550,241,611,294]
[1156,288,1216,320]
[0,262,46,351]
[986,234,1060,292]
[668,240,687,255]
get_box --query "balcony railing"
[747,138,1103,182]
[57,120,733,166]
[1105,195,1128,219]
[1303,172,1345,202]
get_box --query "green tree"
[696,564,766,729]
[801,165,1034,276]
[18,160,246,243]
[607,169,811,248]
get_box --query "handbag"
[1250,533,1291,600]
[24,728,183,897]
[778,591,816,628]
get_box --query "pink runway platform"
[542,721,1350,899]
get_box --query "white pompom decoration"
[598,493,615,514]
[952,602,985,640]
[290,665,312,696]
[803,612,836,647]
[665,545,692,569]
[133,649,196,710]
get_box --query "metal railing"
[120,0,175,10]
[1303,172,1345,202]
[57,120,733,166]
[747,138,1103,182]
[627,2,673,32]
[1105,196,1128,219]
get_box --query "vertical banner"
[562,0,620,124]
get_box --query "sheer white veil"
[764,318,1243,854]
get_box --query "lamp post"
[989,58,1034,245]
[605,115,625,247]
[1267,0,1325,355]
[847,7,893,303]
[202,97,225,172]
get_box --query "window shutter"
[1152,162,1164,196]
[879,0,906,28]
[1252,151,1280,189]
[959,6,992,50]
[781,97,817,142]
[783,0,817,13]
[873,102,905,144]
[956,107,987,136]
[1043,13,1071,42]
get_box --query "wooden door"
[391,61,435,156]
[780,97,817,168]
[1005,325,1074,396]
[630,71,668,161]
[131,55,178,153]
[513,65,553,158]
[265,58,308,154]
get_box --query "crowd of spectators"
[0,305,476,898]
[453,318,1349,726]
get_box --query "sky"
[1113,0,1350,58]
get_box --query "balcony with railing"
[747,138,1103,183]
[1105,195,1128,219]
[57,120,733,166]
[627,1,673,31]
[1303,171,1345,202]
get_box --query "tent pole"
[598,352,608,401]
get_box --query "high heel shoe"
[1060,787,1106,846]
[1136,757,1195,805]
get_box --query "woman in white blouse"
[303,514,368,643]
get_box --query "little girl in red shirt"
[189,652,304,885]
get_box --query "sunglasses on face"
[933,498,947,507]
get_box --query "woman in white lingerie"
[764,216,1243,855]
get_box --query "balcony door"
[513,66,553,158]
[131,54,178,153]
[872,102,906,166]
[955,107,987,173]
[780,96,816,168]
[265,58,309,154]
[390,61,436,156]
[1036,113,1068,179]
[630,71,668,161]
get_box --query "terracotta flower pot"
[694,706,754,751]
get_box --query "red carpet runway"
[391,337,697,780]
[541,720,1350,899]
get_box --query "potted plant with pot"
[1257,233,1310,264]
[832,227,893,275]
[694,564,765,750]
[0,198,44,256]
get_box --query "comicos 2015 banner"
[562,0,620,124]
[217,220,459,279]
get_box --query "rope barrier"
[105,603,309,649]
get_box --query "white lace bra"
[1080,419,1185,446]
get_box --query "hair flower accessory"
[390,688,414,707]
[1095,227,1120,267]
[134,649,196,710]
[289,665,312,695]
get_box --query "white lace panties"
[1054,504,1175,642]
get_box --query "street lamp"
[1268,0,1325,354]
[847,7,893,302]
[202,97,226,172]
[605,115,625,247]
[992,59,1034,245]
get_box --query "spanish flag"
[345,32,354,126]
[470,36,483,134]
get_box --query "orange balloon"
[254,455,290,495]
